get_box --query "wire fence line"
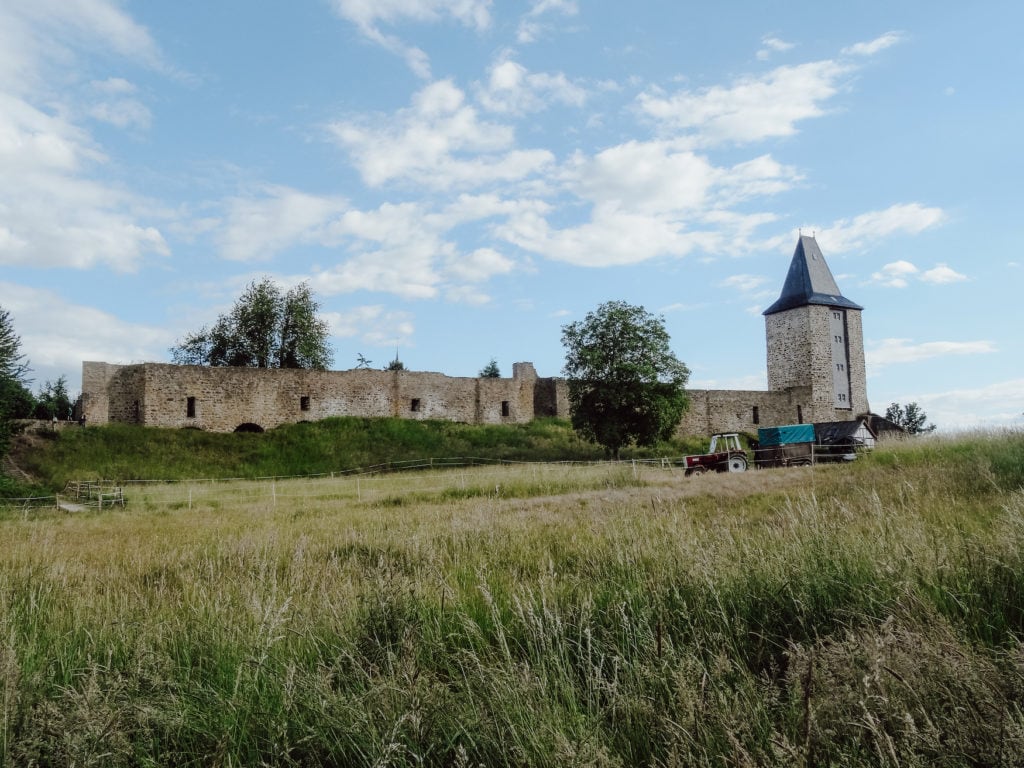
[1,455,685,513]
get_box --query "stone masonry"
[81,236,869,437]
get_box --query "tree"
[885,402,936,434]
[561,300,690,459]
[479,358,500,378]
[33,376,72,420]
[0,306,32,455]
[170,278,332,370]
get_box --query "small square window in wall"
[300,396,310,411]
[501,401,510,418]
[411,398,421,412]
[186,397,196,418]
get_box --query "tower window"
[300,396,310,411]
[186,397,196,418]
[410,398,421,412]
[752,406,760,424]
[797,405,803,423]
[501,401,510,417]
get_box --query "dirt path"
[2,433,42,484]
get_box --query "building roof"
[763,235,863,316]
[814,419,876,444]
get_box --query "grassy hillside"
[6,417,709,492]
[1,430,1023,766]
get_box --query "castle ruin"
[81,236,869,436]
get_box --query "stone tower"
[763,235,868,423]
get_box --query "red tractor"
[682,433,749,475]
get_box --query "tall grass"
[11,417,707,490]
[1,430,1023,765]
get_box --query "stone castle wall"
[677,387,814,437]
[81,361,562,433]
[81,252,869,437]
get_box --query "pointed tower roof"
[763,235,863,316]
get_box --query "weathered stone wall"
[677,387,814,437]
[82,361,562,433]
[766,305,870,426]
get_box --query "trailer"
[755,421,871,468]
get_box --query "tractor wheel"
[790,458,812,467]
[728,455,748,472]
[685,466,708,477]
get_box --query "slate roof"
[763,235,863,316]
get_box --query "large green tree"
[33,376,72,420]
[1,306,33,456]
[561,300,690,458]
[885,401,936,434]
[171,278,333,370]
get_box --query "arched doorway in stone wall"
[234,423,265,433]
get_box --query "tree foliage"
[561,300,690,458]
[34,376,72,420]
[885,402,936,435]
[479,359,501,378]
[1,306,32,455]
[171,279,333,370]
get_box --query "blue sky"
[1,0,1021,430]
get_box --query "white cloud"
[87,78,151,130]
[0,2,169,272]
[920,263,967,284]
[637,58,851,146]
[869,259,966,288]
[871,260,919,288]
[0,281,174,391]
[884,379,1024,431]
[329,80,554,189]
[443,247,515,283]
[720,274,770,293]
[324,304,415,349]
[841,31,903,57]
[866,338,996,368]
[218,186,350,262]
[330,0,491,33]
[568,141,720,214]
[328,0,491,78]
[498,206,706,267]
[477,57,587,114]
[444,285,492,305]
[517,0,578,43]
[757,36,794,61]
[811,203,945,254]
[490,137,797,267]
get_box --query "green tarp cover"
[758,423,816,446]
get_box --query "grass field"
[2,429,1024,766]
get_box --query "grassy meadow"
[2,428,1024,766]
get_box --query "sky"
[0,0,1021,431]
